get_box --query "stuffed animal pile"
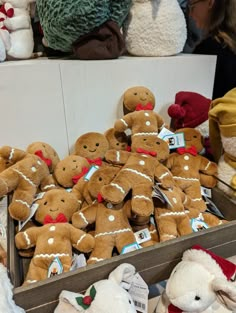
[0,86,230,290]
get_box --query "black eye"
[73,160,76,162]
[83,145,87,149]
[44,201,47,205]
[134,92,137,95]
[143,138,147,141]
[96,143,99,147]
[156,141,160,145]
[146,92,148,95]
[61,199,65,202]
[116,143,119,146]
[43,145,46,148]
[63,167,66,171]
[195,296,200,301]
[129,299,132,304]
[193,135,197,138]
[99,177,103,181]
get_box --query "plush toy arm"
[114,113,133,132]
[154,162,174,189]
[154,112,165,130]
[165,153,176,171]
[15,226,39,250]
[72,203,98,229]
[40,174,57,191]
[4,15,30,31]
[199,156,218,176]
[0,146,27,164]
[69,224,95,253]
[104,149,130,164]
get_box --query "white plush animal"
[54,263,137,313]
[0,28,10,61]
[0,0,35,59]
[154,245,236,313]
[123,0,187,56]
[0,263,25,313]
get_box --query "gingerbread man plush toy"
[15,189,95,285]
[165,128,218,212]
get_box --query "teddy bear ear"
[212,277,236,311]
[108,263,136,285]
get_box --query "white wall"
[0,54,216,158]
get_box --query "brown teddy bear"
[26,141,60,174]
[122,86,156,114]
[72,166,136,264]
[15,189,95,285]
[165,128,218,213]
[74,132,109,167]
[0,154,55,221]
[101,134,174,217]
[104,128,129,151]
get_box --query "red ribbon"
[136,148,157,156]
[176,146,197,156]
[168,304,183,313]
[43,213,68,224]
[87,158,102,166]
[97,193,103,203]
[35,150,52,167]
[135,102,153,111]
[72,167,89,184]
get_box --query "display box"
[7,187,236,313]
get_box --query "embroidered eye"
[61,199,65,202]
[99,177,103,181]
[129,299,132,304]
[156,141,160,145]
[134,92,137,95]
[193,135,197,138]
[44,201,47,205]
[143,138,147,141]
[195,296,201,301]
[146,92,149,95]
[96,143,99,147]
[63,167,66,171]
[73,160,76,162]
[116,143,119,146]
[83,145,87,149]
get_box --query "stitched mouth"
[89,149,96,152]
[50,208,58,212]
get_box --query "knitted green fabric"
[37,0,132,52]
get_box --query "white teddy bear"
[0,0,35,60]
[123,0,187,56]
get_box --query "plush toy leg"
[87,236,115,264]
[177,215,193,236]
[116,231,136,253]
[9,186,37,220]
[199,173,217,188]
[155,214,179,242]
[131,183,154,216]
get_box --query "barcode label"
[134,300,146,310]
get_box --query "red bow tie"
[135,102,153,111]
[35,150,52,167]
[176,146,198,156]
[168,304,182,313]
[136,148,157,156]
[43,213,68,224]
[87,158,102,166]
[72,166,89,184]
[97,193,104,203]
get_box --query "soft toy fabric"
[0,263,25,313]
[122,85,156,114]
[15,189,95,285]
[0,0,35,59]
[104,128,129,151]
[123,0,187,56]
[154,185,193,242]
[209,88,236,201]
[0,3,14,62]
[0,242,7,266]
[26,141,60,174]
[166,128,218,212]
[74,132,109,167]
[36,0,132,53]
[0,154,55,220]
[154,245,236,313]
[0,145,27,172]
[54,263,136,313]
[72,166,136,264]
[101,134,174,217]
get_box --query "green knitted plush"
[37,0,132,52]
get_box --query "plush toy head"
[26,141,60,174]
[74,132,109,166]
[155,245,236,313]
[175,128,203,153]
[54,263,137,313]
[104,128,129,151]
[122,86,155,114]
[54,155,90,188]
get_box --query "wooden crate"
[7,187,236,313]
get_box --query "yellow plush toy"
[72,166,136,264]
[165,128,218,212]
[101,134,174,217]
[15,189,95,285]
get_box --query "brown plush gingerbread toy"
[101,134,174,217]
[104,128,129,151]
[165,128,218,212]
[0,146,27,172]
[72,166,136,264]
[15,189,95,285]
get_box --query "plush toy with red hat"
[155,245,236,313]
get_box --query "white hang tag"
[48,257,63,278]
[0,223,6,238]
[84,165,99,181]
[34,192,45,201]
[128,273,149,313]
[158,127,175,139]
[70,253,87,271]
[163,133,185,149]
[134,228,151,244]
[18,203,39,231]
[121,242,142,254]
[152,184,173,208]
[203,195,225,219]
[191,218,209,232]
[201,186,212,198]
